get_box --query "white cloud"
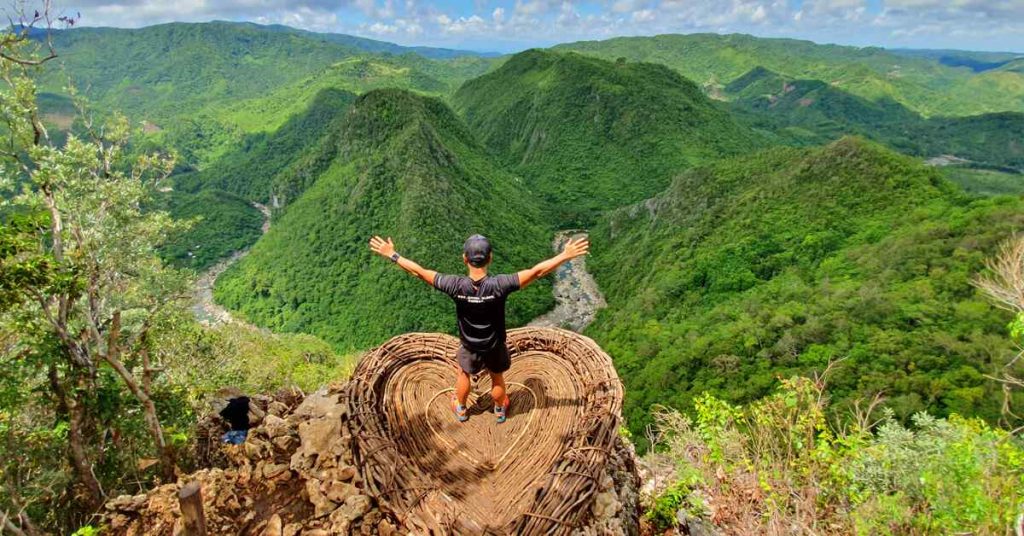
[751,4,767,22]
[50,0,1024,53]
[612,0,643,14]
[631,8,655,22]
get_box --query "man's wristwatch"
[390,252,401,263]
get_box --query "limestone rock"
[262,415,291,439]
[262,462,289,479]
[262,514,282,536]
[324,481,356,503]
[268,401,290,417]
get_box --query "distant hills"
[555,33,1024,117]
[212,89,555,350]
[37,21,497,167]
[456,49,762,225]
[889,48,1024,73]
[724,66,1024,171]
[245,22,499,59]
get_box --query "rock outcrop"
[103,378,640,535]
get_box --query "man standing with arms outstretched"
[369,234,589,423]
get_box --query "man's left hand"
[369,235,397,258]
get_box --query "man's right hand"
[369,236,397,258]
[561,236,590,259]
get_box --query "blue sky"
[61,0,1024,53]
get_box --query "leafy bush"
[650,376,1024,535]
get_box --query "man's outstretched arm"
[369,235,437,286]
[517,236,590,289]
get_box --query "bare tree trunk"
[103,314,176,480]
[64,377,103,509]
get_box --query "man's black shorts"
[457,344,511,375]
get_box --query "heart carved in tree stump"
[342,328,623,535]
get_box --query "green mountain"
[999,58,1024,74]
[44,22,358,122]
[725,67,1024,171]
[889,48,1023,72]
[212,89,555,350]
[455,49,762,226]
[251,22,497,59]
[154,88,358,270]
[216,55,496,135]
[555,33,1024,117]
[174,87,358,203]
[157,189,264,270]
[39,22,498,167]
[585,138,1023,438]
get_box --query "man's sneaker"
[451,395,469,422]
[495,398,510,424]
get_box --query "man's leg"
[489,371,509,407]
[456,369,472,407]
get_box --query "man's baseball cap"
[463,234,492,267]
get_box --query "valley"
[528,231,607,331]
[192,202,271,326]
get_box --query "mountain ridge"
[555,33,1024,117]
[455,49,763,226]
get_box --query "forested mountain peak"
[555,33,1024,117]
[455,48,762,225]
[212,88,554,350]
[339,88,480,155]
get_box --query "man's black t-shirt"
[434,273,521,353]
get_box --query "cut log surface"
[178,481,208,536]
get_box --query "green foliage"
[646,480,691,530]
[455,49,763,226]
[153,321,357,396]
[652,377,1024,534]
[587,138,1024,442]
[555,33,1024,117]
[213,89,555,351]
[942,167,1024,197]
[38,22,498,169]
[174,88,358,202]
[157,189,264,270]
[725,67,1024,171]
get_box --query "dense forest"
[587,138,1024,437]
[725,67,1024,170]
[555,33,1024,117]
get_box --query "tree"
[974,235,1024,430]
[1,5,189,530]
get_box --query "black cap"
[463,234,492,268]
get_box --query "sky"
[55,0,1024,54]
